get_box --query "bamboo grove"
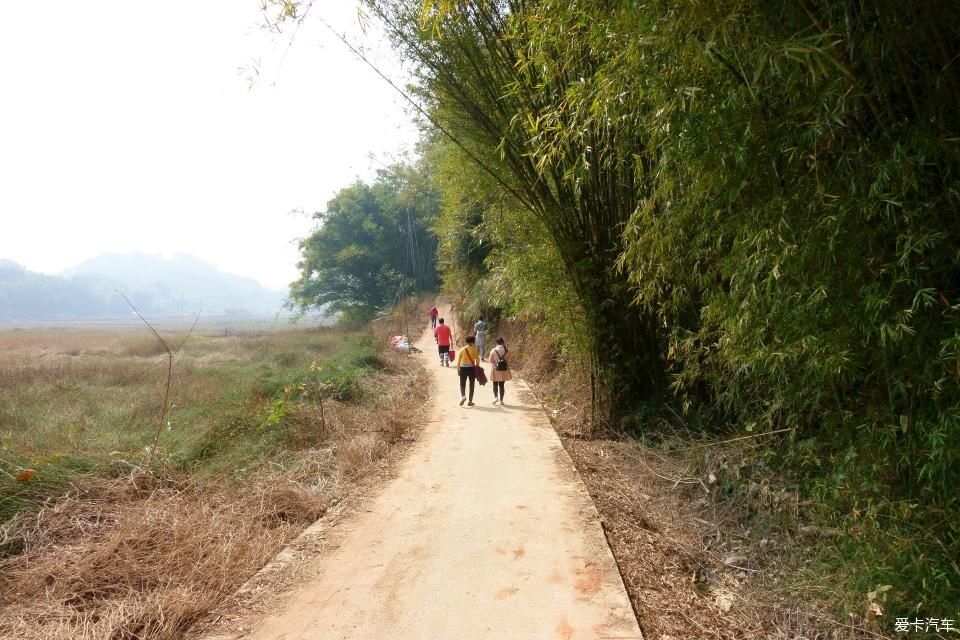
[376,0,959,610]
[275,0,960,611]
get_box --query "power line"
[305,9,536,213]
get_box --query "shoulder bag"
[473,348,488,385]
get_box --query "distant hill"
[0,259,118,321]
[0,254,287,321]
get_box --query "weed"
[0,324,429,638]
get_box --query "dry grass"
[562,436,896,639]
[370,292,435,344]
[564,438,856,640]
[0,473,319,640]
[514,349,891,640]
[0,328,353,457]
[0,327,429,639]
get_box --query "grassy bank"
[0,328,370,518]
[0,321,428,638]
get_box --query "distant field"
[0,313,333,333]
[0,307,429,639]
[0,324,373,522]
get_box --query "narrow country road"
[237,309,642,639]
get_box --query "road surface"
[236,309,642,639]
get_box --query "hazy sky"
[0,1,418,289]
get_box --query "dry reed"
[0,329,429,640]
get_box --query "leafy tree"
[369,0,666,423]
[426,136,589,362]
[495,0,960,610]
[290,165,439,319]
[275,0,960,611]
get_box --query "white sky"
[0,1,418,289]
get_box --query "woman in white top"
[488,337,512,405]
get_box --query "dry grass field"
[0,319,428,639]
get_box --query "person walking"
[455,335,481,406]
[474,317,488,359]
[488,337,512,405]
[434,318,452,366]
[429,305,439,329]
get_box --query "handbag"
[470,349,487,385]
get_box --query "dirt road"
[235,314,642,639]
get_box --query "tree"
[275,0,960,608]
[289,164,439,320]
[369,0,666,423]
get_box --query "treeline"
[367,0,958,613]
[289,164,440,322]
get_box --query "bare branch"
[117,291,201,468]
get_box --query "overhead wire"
[285,2,536,213]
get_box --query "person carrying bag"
[488,337,512,405]
[475,360,488,386]
[455,335,482,406]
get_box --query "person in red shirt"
[429,305,439,329]
[433,318,453,366]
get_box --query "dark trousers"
[459,366,475,401]
[431,317,437,328]
[493,381,505,401]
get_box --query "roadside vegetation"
[1,129,439,639]
[264,0,959,633]
[10,0,953,636]
[0,316,428,639]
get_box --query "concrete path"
[244,310,642,640]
